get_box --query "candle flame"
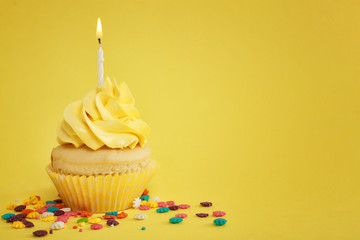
[96,18,103,39]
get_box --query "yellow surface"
[0,0,359,239]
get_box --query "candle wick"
[98,38,101,44]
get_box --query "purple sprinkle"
[33,230,48,237]
[196,213,209,218]
[21,220,34,228]
[200,202,212,207]
[14,205,26,212]
[6,216,24,223]
[53,210,65,216]
[53,199,63,204]
[106,219,119,226]
[169,205,179,211]
[49,230,53,234]
[15,213,27,219]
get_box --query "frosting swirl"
[57,77,150,150]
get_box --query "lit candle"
[96,18,104,88]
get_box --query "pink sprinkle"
[179,204,190,209]
[44,204,56,208]
[36,216,40,219]
[36,196,41,201]
[139,206,151,211]
[56,216,69,223]
[175,213,188,218]
[64,211,77,217]
[91,224,103,230]
[79,229,83,232]
[158,202,167,207]
[35,208,47,214]
[213,211,226,217]
[166,201,175,206]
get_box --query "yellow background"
[0,0,359,239]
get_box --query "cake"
[46,77,159,213]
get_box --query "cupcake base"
[46,161,159,213]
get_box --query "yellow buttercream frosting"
[57,77,150,150]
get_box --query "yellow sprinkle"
[88,217,102,224]
[6,203,17,210]
[27,212,40,219]
[140,200,148,206]
[147,200,158,208]
[78,222,85,227]
[42,215,55,222]
[29,195,39,205]
[23,199,31,205]
[12,221,26,229]
[34,201,46,209]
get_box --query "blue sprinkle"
[169,217,183,224]
[156,207,169,213]
[46,201,57,205]
[214,218,227,226]
[105,211,118,216]
[140,195,150,201]
[141,227,146,230]
[47,207,60,212]
[1,213,15,220]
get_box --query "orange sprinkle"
[80,212,93,217]
[21,209,34,215]
[103,215,115,219]
[117,212,128,219]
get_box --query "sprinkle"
[78,222,85,227]
[139,206,151,211]
[41,215,56,222]
[88,217,102,224]
[91,223,103,230]
[179,204,191,209]
[142,189,149,196]
[166,201,175,206]
[26,212,40,219]
[46,207,60,213]
[73,226,78,229]
[134,214,147,220]
[169,205,179,211]
[106,219,119,226]
[6,203,17,210]
[61,207,71,212]
[53,210,65,216]
[157,202,167,208]
[146,200,158,208]
[77,218,88,223]
[141,227,146,230]
[50,221,65,230]
[214,218,227,226]
[35,208,47,214]
[33,230,48,237]
[175,213,188,218]
[140,195,150,201]
[213,211,226,217]
[55,204,66,209]
[21,219,34,228]
[169,217,183,224]
[103,215,116,219]
[21,209,34,215]
[140,200,148,206]
[105,211,118,216]
[156,207,169,213]
[79,229,83,232]
[196,213,209,218]
[49,230,53,234]
[1,213,15,220]
[64,211,77,217]
[53,199,63,204]
[200,202,212,207]
[15,213,27,219]
[80,212,93,217]
[14,205,26,212]
[56,215,69,223]
[117,212,128,219]
[46,201,57,205]
[12,221,26,229]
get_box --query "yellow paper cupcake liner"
[46,161,159,213]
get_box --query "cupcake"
[47,77,159,213]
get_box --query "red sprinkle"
[35,208,47,214]
[21,209,34,215]
[139,206,151,211]
[73,226,78,229]
[175,213,188,218]
[157,202,167,208]
[179,204,190,209]
[103,215,116,219]
[213,211,226,217]
[142,189,149,196]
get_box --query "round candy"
[169,205,179,211]
[214,218,227,226]
[179,204,190,209]
[156,207,169,213]
[175,213,188,218]
[196,213,209,218]
[91,223,103,230]
[169,217,183,224]
[106,219,119,226]
[33,230,48,237]
[200,202,212,207]
[213,211,226,217]
[1,213,15,220]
